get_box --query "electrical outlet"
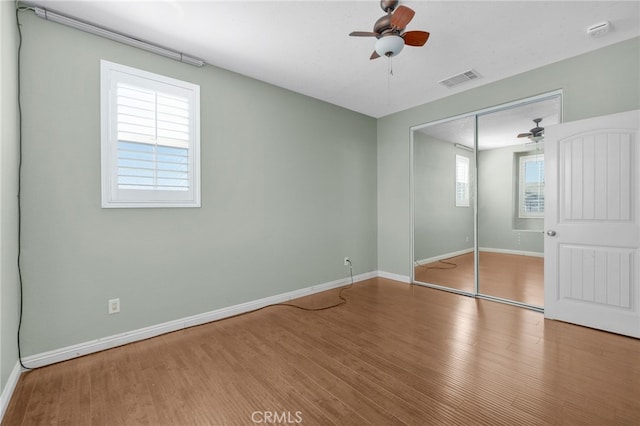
[344,257,351,266]
[108,298,120,315]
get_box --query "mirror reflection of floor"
[414,252,544,307]
[414,252,475,293]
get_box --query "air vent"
[438,69,481,88]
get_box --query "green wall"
[1,0,20,395]
[477,145,544,254]
[413,134,474,261]
[17,12,377,356]
[378,37,640,277]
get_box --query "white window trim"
[518,154,544,218]
[100,60,201,208]
[455,154,470,207]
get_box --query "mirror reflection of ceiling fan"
[349,0,430,60]
[518,118,545,142]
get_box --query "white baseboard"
[0,362,22,423]
[479,247,544,258]
[377,270,410,283]
[415,248,474,265]
[22,271,378,369]
[415,248,543,265]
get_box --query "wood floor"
[4,278,639,425]
[415,252,544,307]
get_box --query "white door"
[544,109,640,338]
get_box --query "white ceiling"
[416,95,561,150]
[26,0,640,118]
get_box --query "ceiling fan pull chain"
[387,59,392,106]
[387,81,391,106]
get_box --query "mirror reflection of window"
[455,155,470,207]
[519,154,545,218]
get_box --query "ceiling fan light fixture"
[375,35,404,58]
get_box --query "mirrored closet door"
[477,96,561,308]
[411,93,562,310]
[412,115,476,295]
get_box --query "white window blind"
[455,155,470,207]
[117,84,190,191]
[519,154,544,218]
[101,61,200,208]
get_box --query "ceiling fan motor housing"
[380,0,398,13]
[532,118,544,136]
[374,15,393,34]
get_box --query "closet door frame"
[410,90,563,312]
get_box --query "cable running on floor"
[12,3,355,370]
[414,259,458,270]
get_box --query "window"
[455,155,470,207]
[101,60,200,208]
[519,154,544,217]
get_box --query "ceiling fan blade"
[370,51,380,60]
[403,31,430,46]
[517,132,533,138]
[349,31,379,37]
[391,5,415,29]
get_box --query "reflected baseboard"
[415,248,474,266]
[416,248,543,266]
[479,247,544,258]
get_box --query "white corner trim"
[22,271,378,369]
[0,362,22,423]
[377,270,411,283]
[479,247,544,258]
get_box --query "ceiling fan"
[349,0,430,60]
[518,118,545,142]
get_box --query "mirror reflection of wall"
[413,117,475,294]
[477,145,545,252]
[477,95,561,307]
[412,93,561,309]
